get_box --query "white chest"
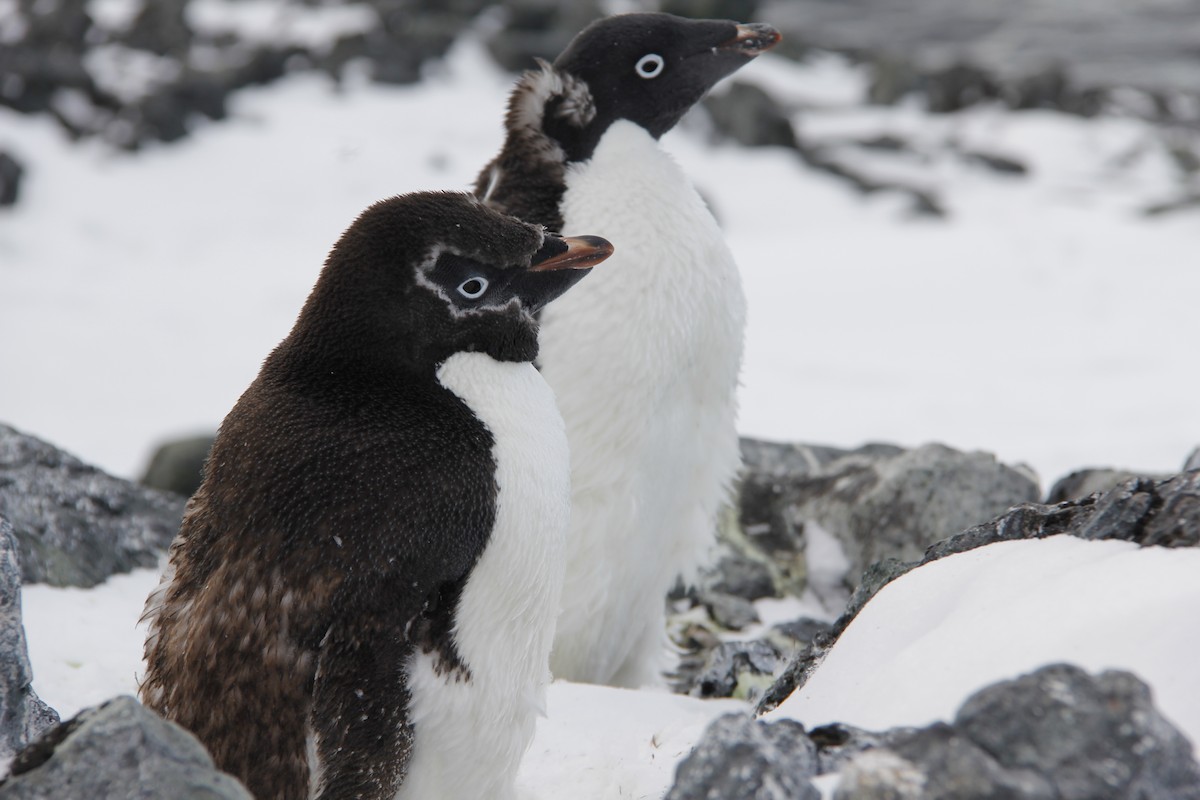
[539,121,745,484]
[396,352,569,800]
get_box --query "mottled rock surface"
[738,439,1039,589]
[665,713,821,800]
[0,696,251,799]
[0,424,183,587]
[0,518,59,763]
[672,666,1200,799]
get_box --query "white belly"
[540,120,746,687]
[398,352,570,800]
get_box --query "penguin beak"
[515,235,613,313]
[717,23,782,57]
[529,235,614,272]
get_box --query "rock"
[696,546,777,603]
[687,640,784,703]
[955,664,1200,800]
[813,665,1200,800]
[1076,472,1200,548]
[0,152,23,207]
[140,434,216,498]
[0,517,59,762]
[1046,467,1147,503]
[0,695,252,799]
[740,440,1040,589]
[665,713,821,800]
[122,0,192,57]
[960,149,1029,176]
[736,439,903,597]
[699,590,760,631]
[483,0,604,73]
[883,723,1056,799]
[0,423,184,587]
[660,0,762,22]
[832,748,928,800]
[765,0,1200,105]
[1187,447,1200,472]
[703,81,798,149]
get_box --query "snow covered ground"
[2,42,1197,489]
[21,533,1200,797]
[5,28,1200,798]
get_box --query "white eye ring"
[635,53,664,79]
[456,276,489,300]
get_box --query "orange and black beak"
[718,23,782,57]
[515,235,614,312]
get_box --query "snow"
[767,535,1200,746]
[4,31,1200,796]
[19,563,750,799]
[2,43,1197,487]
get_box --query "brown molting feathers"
[508,59,596,139]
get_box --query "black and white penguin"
[139,191,612,800]
[475,13,781,687]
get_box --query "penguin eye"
[635,53,664,79]
[456,276,489,300]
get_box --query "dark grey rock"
[660,0,762,22]
[1047,467,1148,503]
[140,434,216,498]
[665,713,821,800]
[960,149,1028,176]
[807,723,916,776]
[704,81,798,149]
[769,617,831,650]
[736,439,904,597]
[699,590,760,632]
[741,440,1039,589]
[885,723,1056,799]
[483,1,604,73]
[1186,447,1200,472]
[0,152,23,207]
[0,423,184,587]
[764,0,1200,103]
[695,544,778,603]
[687,640,783,703]
[122,0,192,57]
[1077,472,1200,547]
[0,517,59,762]
[955,664,1200,800]
[816,665,1200,800]
[0,695,252,799]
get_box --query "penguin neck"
[478,64,622,231]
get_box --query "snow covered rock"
[665,713,821,800]
[0,695,252,799]
[0,424,183,588]
[0,518,58,763]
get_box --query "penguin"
[475,13,781,687]
[138,191,612,800]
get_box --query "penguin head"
[278,192,612,374]
[529,12,781,162]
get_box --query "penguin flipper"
[311,584,418,800]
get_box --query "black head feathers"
[269,191,610,377]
